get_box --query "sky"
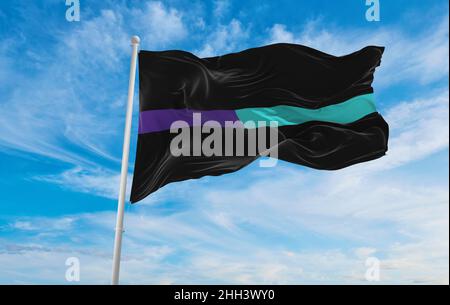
[0,0,448,284]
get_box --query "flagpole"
[111,35,140,285]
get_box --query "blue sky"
[0,0,448,284]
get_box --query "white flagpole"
[111,35,140,285]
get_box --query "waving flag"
[130,43,389,203]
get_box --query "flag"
[130,43,389,203]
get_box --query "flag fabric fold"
[130,43,388,203]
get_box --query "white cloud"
[35,167,123,200]
[268,24,295,43]
[354,247,377,259]
[63,9,129,69]
[7,87,449,283]
[213,0,231,19]
[0,2,448,285]
[27,87,448,286]
[131,2,187,47]
[0,9,129,165]
[10,217,75,233]
[0,2,189,167]
[374,90,449,170]
[196,19,249,57]
[2,167,448,284]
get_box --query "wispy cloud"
[0,9,127,165]
[213,0,231,19]
[370,89,449,170]
[196,19,249,57]
[131,2,187,48]
[35,167,124,200]
[2,163,448,284]
[20,68,447,284]
[6,84,450,284]
[0,1,448,285]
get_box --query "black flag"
[130,43,389,203]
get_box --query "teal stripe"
[235,93,377,126]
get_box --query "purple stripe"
[138,109,240,134]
